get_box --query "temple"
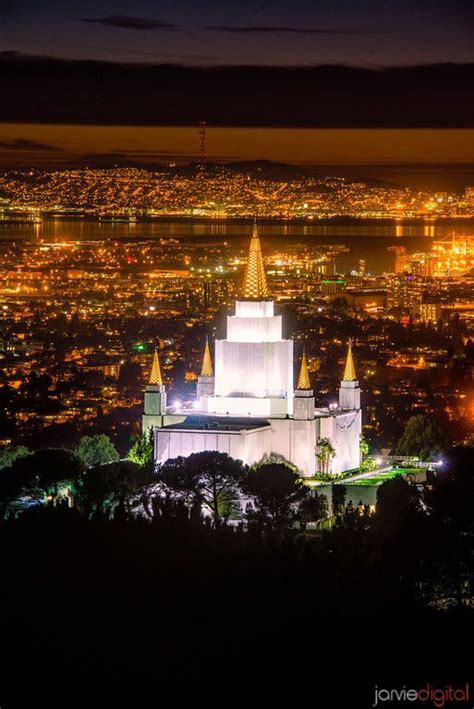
[144,223,362,476]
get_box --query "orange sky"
[0,124,473,167]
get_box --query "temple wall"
[154,426,272,467]
[154,410,361,476]
[270,418,319,476]
[226,314,282,342]
[214,339,293,399]
[319,410,361,474]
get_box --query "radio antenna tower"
[198,120,206,165]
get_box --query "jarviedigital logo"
[372,683,470,708]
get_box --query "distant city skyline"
[0,124,473,190]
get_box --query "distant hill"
[1,157,401,189]
[137,159,311,181]
[220,160,310,180]
[65,157,397,187]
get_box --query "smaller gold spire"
[149,346,163,386]
[200,337,213,377]
[343,340,357,382]
[297,349,311,390]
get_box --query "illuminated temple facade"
[143,224,362,476]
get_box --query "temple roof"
[163,415,271,431]
[343,341,357,382]
[149,347,163,386]
[242,220,269,300]
[200,337,213,377]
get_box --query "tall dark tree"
[76,459,155,517]
[375,477,423,533]
[426,445,474,535]
[158,451,246,527]
[332,484,347,516]
[396,414,445,460]
[243,463,308,531]
[299,492,329,528]
[420,445,474,608]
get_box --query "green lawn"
[346,467,421,487]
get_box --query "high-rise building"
[415,302,442,324]
[388,245,408,274]
[386,273,427,311]
[409,254,433,277]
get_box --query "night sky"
[2,0,473,65]
[0,1,473,174]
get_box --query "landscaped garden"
[345,467,422,487]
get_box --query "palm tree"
[316,438,336,475]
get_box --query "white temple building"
[143,224,362,477]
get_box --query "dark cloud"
[1,53,472,128]
[78,15,179,31]
[205,25,386,35]
[0,138,62,152]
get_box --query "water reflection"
[0,218,472,275]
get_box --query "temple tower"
[142,347,167,432]
[196,336,215,408]
[293,349,315,420]
[339,341,361,410]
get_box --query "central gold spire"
[200,337,213,377]
[343,340,357,382]
[297,349,311,390]
[149,346,163,386]
[242,220,269,300]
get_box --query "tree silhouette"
[396,415,444,460]
[332,484,347,516]
[243,463,308,530]
[76,459,155,517]
[252,451,298,472]
[158,451,246,527]
[299,492,329,528]
[0,443,473,696]
[375,477,423,533]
